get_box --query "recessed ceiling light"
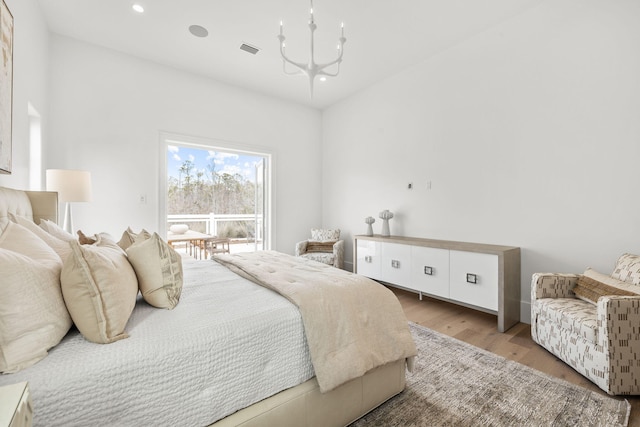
[189,25,209,38]
[132,4,144,13]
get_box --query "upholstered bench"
[531,253,640,395]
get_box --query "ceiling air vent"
[240,43,260,55]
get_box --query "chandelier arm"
[282,60,305,76]
[279,39,309,73]
[317,64,340,78]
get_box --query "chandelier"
[278,0,346,96]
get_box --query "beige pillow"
[39,219,76,242]
[0,223,72,373]
[572,268,640,305]
[61,235,139,344]
[126,232,183,309]
[117,227,151,251]
[9,213,72,262]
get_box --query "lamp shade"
[46,169,92,203]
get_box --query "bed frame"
[0,186,407,427]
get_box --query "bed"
[0,186,415,427]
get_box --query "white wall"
[322,0,640,322]
[0,0,50,189]
[47,35,322,253]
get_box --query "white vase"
[366,223,374,236]
[381,219,390,237]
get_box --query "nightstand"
[0,382,32,427]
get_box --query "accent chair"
[530,253,640,395]
[295,228,344,269]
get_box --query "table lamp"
[46,169,92,234]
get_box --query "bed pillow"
[572,268,640,305]
[61,235,139,344]
[310,228,340,242]
[39,219,76,242]
[9,213,72,262]
[126,232,183,309]
[117,227,151,251]
[0,223,72,373]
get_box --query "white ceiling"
[36,0,543,109]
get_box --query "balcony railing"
[167,213,263,243]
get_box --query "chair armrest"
[332,240,345,269]
[295,240,308,256]
[597,295,640,350]
[530,273,578,300]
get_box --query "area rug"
[350,322,630,427]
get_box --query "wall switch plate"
[139,194,147,204]
[426,181,432,190]
[407,182,413,190]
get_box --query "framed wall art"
[0,0,13,174]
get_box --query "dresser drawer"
[381,243,411,285]
[411,246,449,298]
[449,250,498,311]
[356,240,381,280]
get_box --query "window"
[159,133,273,253]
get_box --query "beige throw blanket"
[214,251,417,392]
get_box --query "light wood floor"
[390,286,639,427]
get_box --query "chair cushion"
[310,229,340,241]
[534,298,598,344]
[611,253,640,285]
[301,252,336,266]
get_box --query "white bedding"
[0,258,314,427]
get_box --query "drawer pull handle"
[424,266,434,275]
[391,260,400,269]
[466,273,478,284]
[364,255,372,263]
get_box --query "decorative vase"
[379,210,394,237]
[364,216,375,236]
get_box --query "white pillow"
[61,235,139,344]
[126,232,183,309]
[9,213,72,262]
[39,219,76,242]
[0,223,72,373]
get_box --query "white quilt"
[0,258,314,427]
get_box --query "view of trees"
[167,158,257,238]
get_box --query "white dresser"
[354,235,521,332]
[0,382,32,427]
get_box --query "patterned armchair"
[530,253,640,395]
[295,228,344,269]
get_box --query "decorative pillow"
[572,268,640,305]
[9,213,72,262]
[77,230,97,245]
[306,241,335,253]
[0,223,72,373]
[61,235,138,344]
[39,219,76,242]
[117,227,151,251]
[611,253,640,285]
[126,232,183,309]
[310,228,340,242]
